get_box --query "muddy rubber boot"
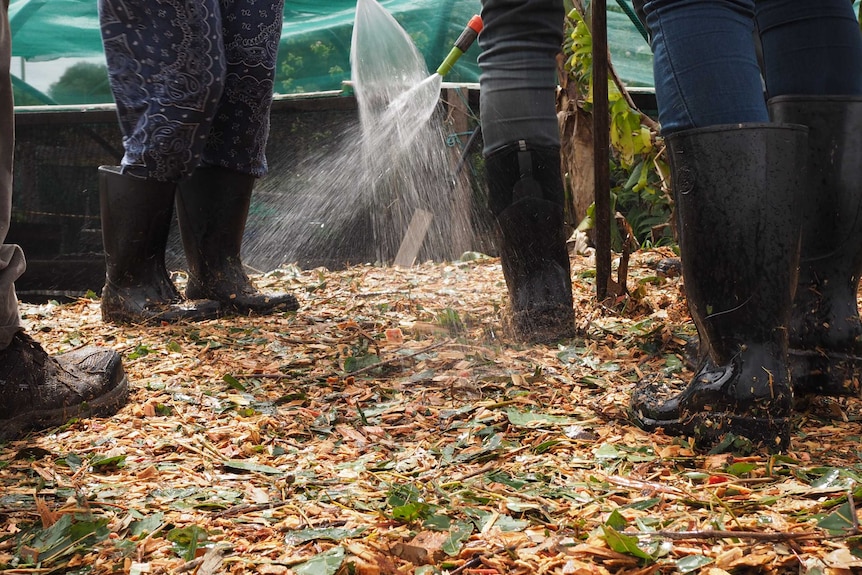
[99,166,222,325]
[629,124,808,452]
[176,166,298,315]
[486,141,575,343]
[769,96,862,398]
[0,331,128,441]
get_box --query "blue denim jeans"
[644,0,862,135]
[478,0,565,154]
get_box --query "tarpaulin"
[9,0,654,104]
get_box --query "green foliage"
[293,546,346,575]
[9,512,110,568]
[564,9,593,86]
[387,483,432,522]
[277,37,350,93]
[48,62,113,105]
[562,7,673,250]
[435,308,465,335]
[166,524,209,561]
[127,344,154,360]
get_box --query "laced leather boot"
[0,332,128,441]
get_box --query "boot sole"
[101,296,222,325]
[632,408,790,452]
[186,283,299,315]
[0,375,129,442]
[217,295,300,315]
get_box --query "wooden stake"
[394,208,434,267]
[592,0,611,301]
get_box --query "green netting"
[8,0,654,106]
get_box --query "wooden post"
[592,0,611,301]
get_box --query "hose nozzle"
[436,14,483,77]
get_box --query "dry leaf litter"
[2,249,862,575]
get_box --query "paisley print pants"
[99,0,284,181]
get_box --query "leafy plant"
[48,62,113,105]
[387,483,432,523]
[436,308,465,335]
[9,512,110,568]
[560,2,672,251]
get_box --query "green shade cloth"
[9,0,655,105]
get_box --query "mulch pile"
[2,248,862,575]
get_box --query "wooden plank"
[393,209,434,267]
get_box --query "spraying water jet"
[351,0,483,265]
[384,14,483,132]
[228,1,486,274]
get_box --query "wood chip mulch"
[2,248,862,575]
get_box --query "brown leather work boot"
[0,332,129,441]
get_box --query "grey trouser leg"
[0,0,24,349]
[478,0,565,154]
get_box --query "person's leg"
[0,0,22,347]
[757,0,862,398]
[478,0,575,343]
[176,0,297,315]
[630,123,807,451]
[98,165,222,324]
[99,0,225,181]
[97,0,223,324]
[0,0,127,441]
[199,0,283,177]
[632,0,806,450]
[756,0,862,99]
[479,0,563,154]
[176,166,299,314]
[644,0,767,134]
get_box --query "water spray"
[384,13,484,128]
[344,0,486,265]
